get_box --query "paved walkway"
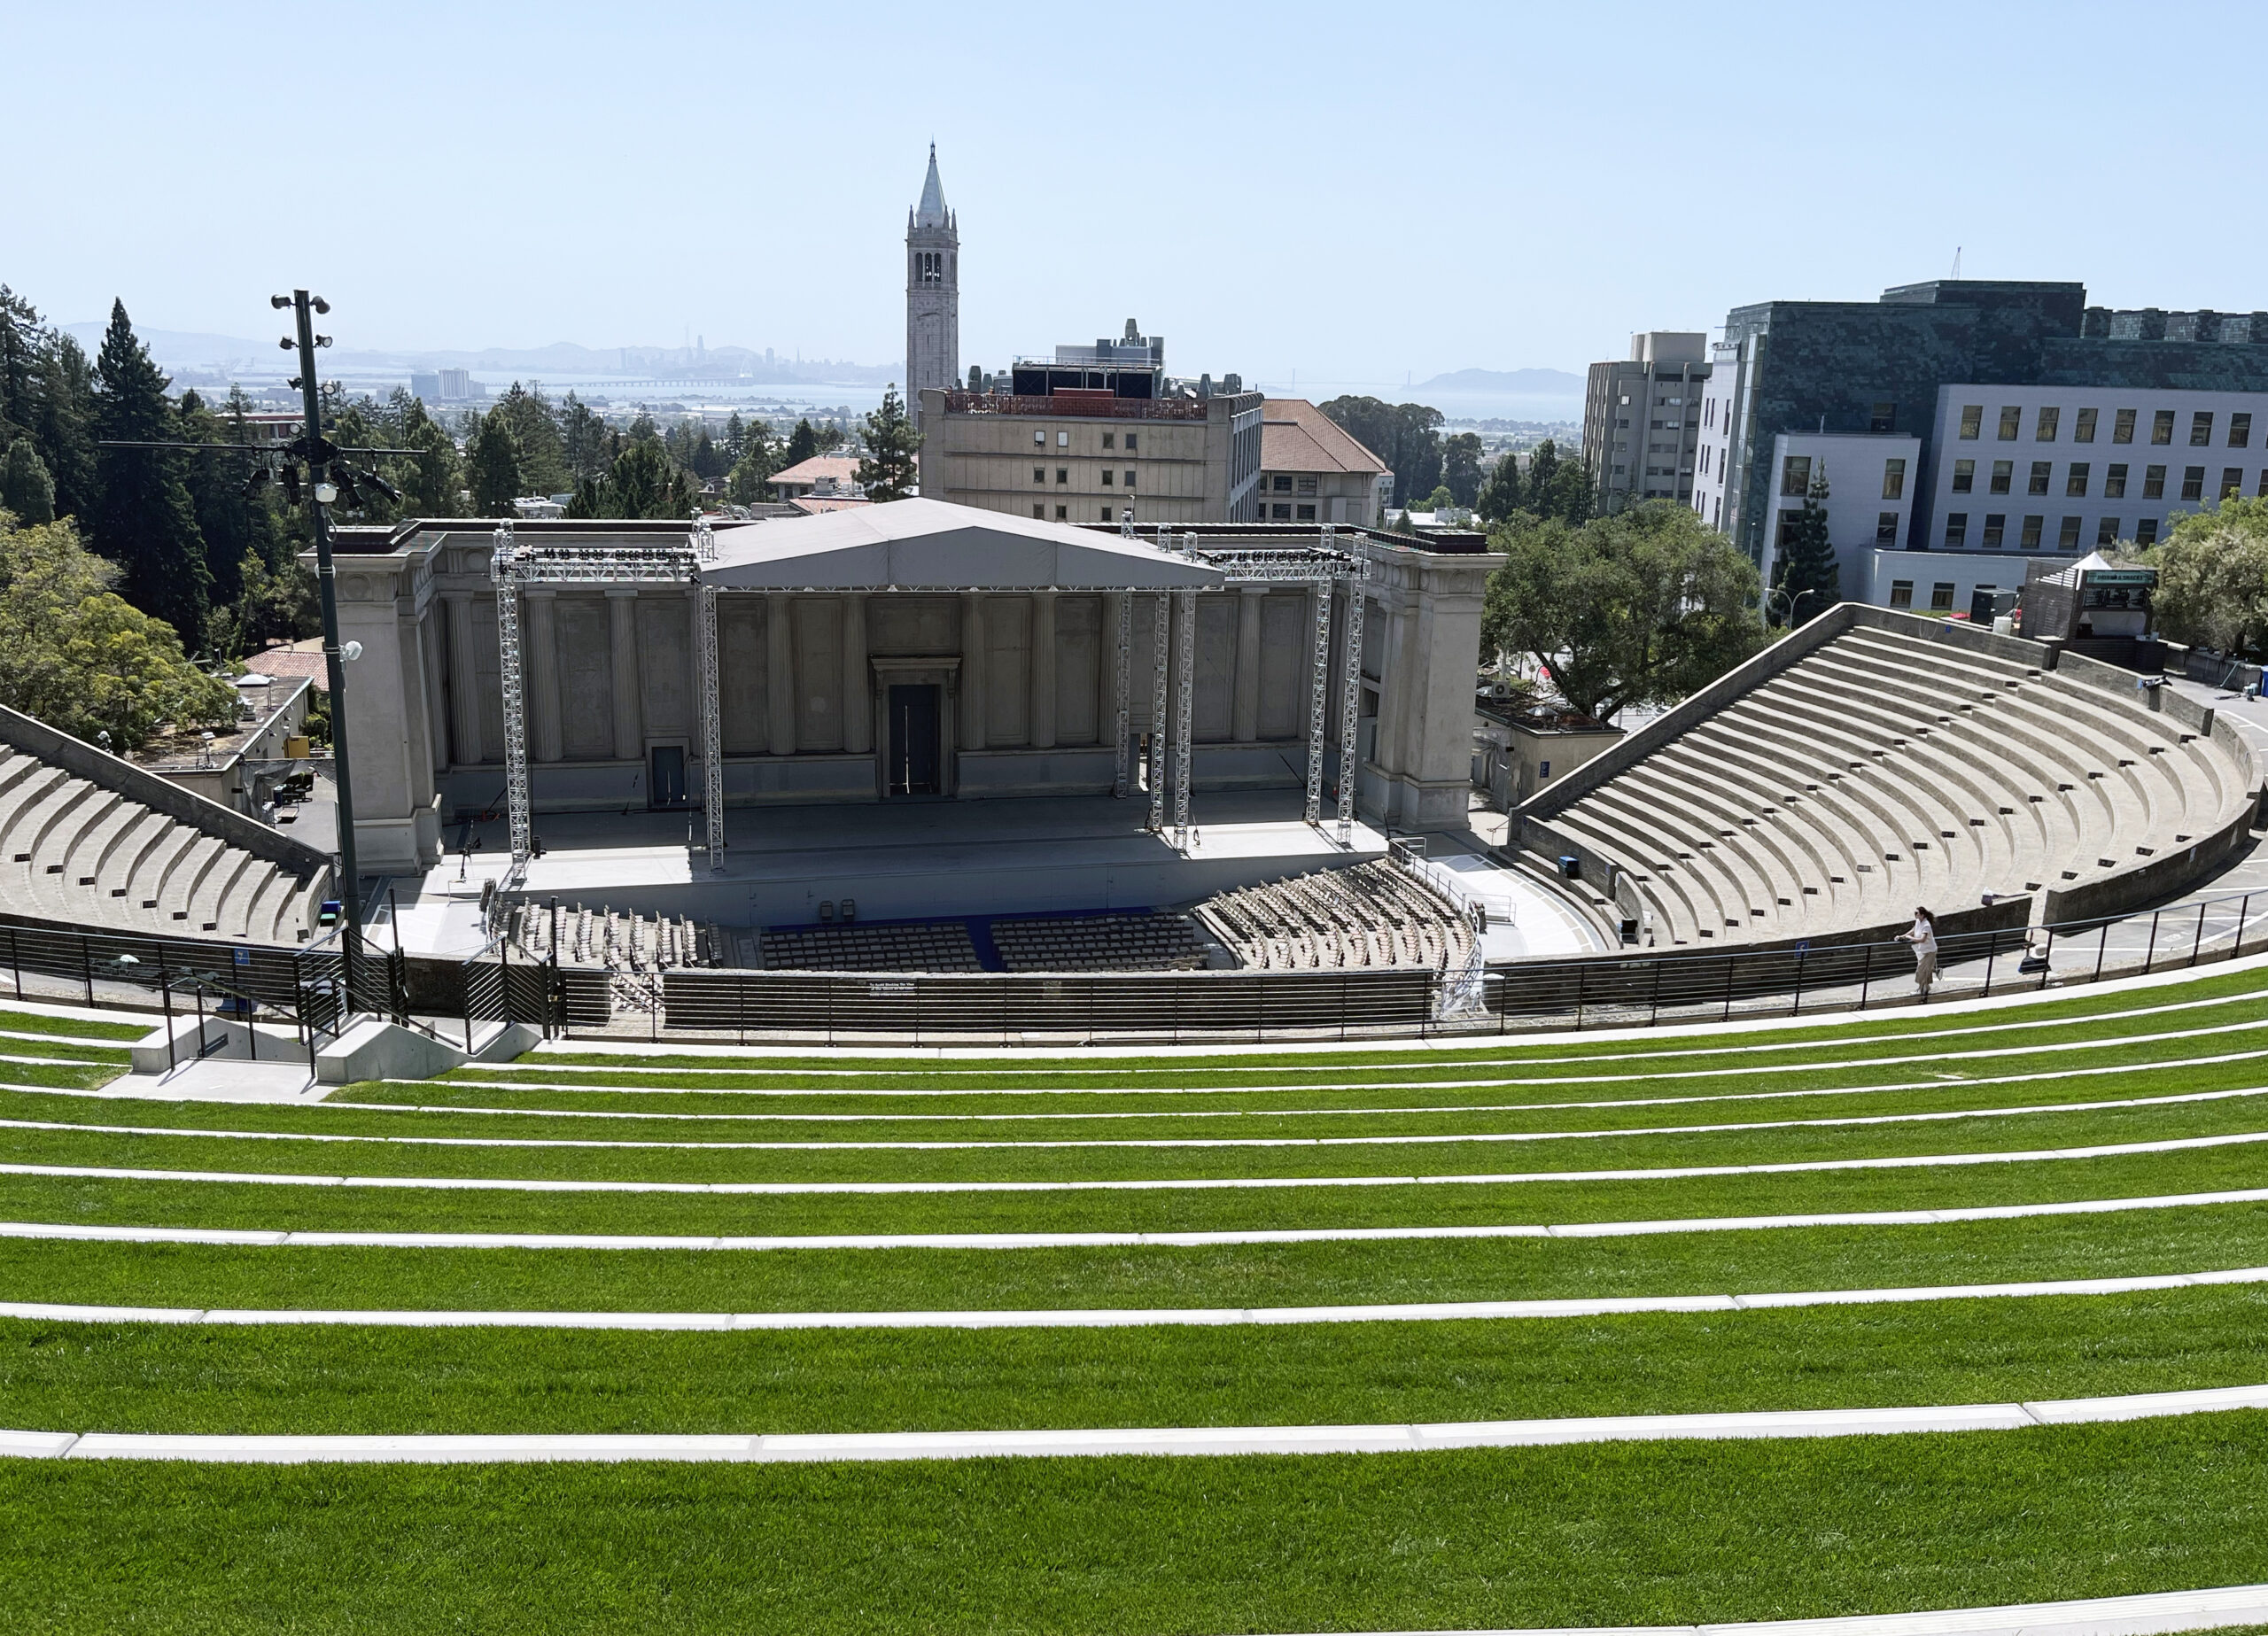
[5,1380,2266,1464]
[5,1262,2262,1332]
[5,1184,2264,1252]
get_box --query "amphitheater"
[0,503,2264,1631]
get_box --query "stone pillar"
[444,593,481,766]
[959,590,987,751]
[1029,589,1058,750]
[606,588,641,762]
[841,592,871,755]
[1233,585,1265,742]
[524,588,563,764]
[765,593,796,755]
[398,610,439,797]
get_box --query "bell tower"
[905,143,959,433]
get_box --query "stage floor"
[377,790,1604,962]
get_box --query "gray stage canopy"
[701,498,1225,591]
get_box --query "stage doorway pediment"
[701,498,1224,592]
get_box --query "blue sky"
[6,0,2264,386]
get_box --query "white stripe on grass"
[9,1381,2268,1463]
[3,1086,2264,1153]
[7,1263,2266,1331]
[7,1184,2268,1250]
[5,1128,2268,1195]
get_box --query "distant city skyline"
[12,1,2266,387]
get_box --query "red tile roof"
[1260,399,1386,476]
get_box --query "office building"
[1581,332,1710,513]
[1257,399,1389,526]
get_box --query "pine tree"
[390,395,463,516]
[854,385,920,500]
[607,438,688,518]
[725,423,778,505]
[783,418,821,466]
[1769,462,1839,626]
[1,440,55,524]
[722,411,746,465]
[1475,452,1525,523]
[30,333,98,524]
[559,392,608,484]
[90,299,210,639]
[464,413,524,516]
[492,383,565,496]
[0,287,40,445]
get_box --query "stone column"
[959,591,987,751]
[841,592,871,754]
[398,611,439,795]
[1029,590,1058,750]
[524,587,563,764]
[766,594,796,755]
[1233,585,1265,742]
[444,593,482,766]
[606,588,642,762]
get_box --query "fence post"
[1981,932,1998,996]
[1720,951,1736,1022]
[2142,911,2159,973]
[1573,959,1588,1031]
[2235,895,2252,963]
[1859,942,1874,1010]
[9,926,19,1001]
[1648,957,1664,1027]
[1790,950,1806,1015]
[81,940,93,1007]
[2039,927,2055,990]
[2191,898,2210,966]
[161,966,176,1072]
[2094,922,2109,983]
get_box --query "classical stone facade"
[318,505,1499,870]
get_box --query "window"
[1056,468,1068,485]
[2151,410,2175,445]
[1101,432,1115,450]
[2096,516,2120,547]
[2028,461,2051,495]
[1295,504,1317,521]
[1998,407,2022,440]
[1032,503,1045,519]
[2019,516,2043,548]
[2224,468,2245,500]
[1944,512,1969,547]
[2036,407,2060,441]
[1271,475,1293,492]
[2135,518,2159,546]
[1296,476,1317,495]
[2058,516,2083,550]
[1618,394,1630,405]
[1781,454,1812,494]
[1982,514,2007,548]
[1034,430,1046,446]
[1990,460,2013,494]
[2191,411,2215,446]
[2143,464,2166,499]
[2113,408,2137,444]
[1876,511,1899,544]
[1952,458,1976,493]
[1033,466,1046,484]
[1100,469,1112,485]
[1959,404,1984,439]
[2075,407,2099,444]
[1099,506,1112,522]
[1055,505,1068,520]
[1869,400,1896,433]
[1776,511,1803,549]
[1057,430,1069,447]
[2181,465,2205,500]
[2260,470,2268,497]
[1124,434,1137,452]
[2232,413,2253,447]
[1889,579,1915,609]
[1123,469,1136,489]
[2066,462,2090,497]
[1270,502,1291,520]
[1882,458,1907,499]
[2106,463,2129,499]
[1930,582,1957,612]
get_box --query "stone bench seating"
[1195,861,1471,973]
[1533,623,2255,949]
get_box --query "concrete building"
[408,368,481,404]
[1582,332,1710,514]
[315,501,1500,871]
[1257,399,1389,526]
[768,455,862,501]
[905,145,959,433]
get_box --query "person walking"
[1897,906,1939,1000]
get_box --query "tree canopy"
[1441,432,1484,508]
[2146,495,2268,661]
[855,385,920,501]
[91,300,212,641]
[1768,461,1838,626]
[1481,500,1764,721]
[464,413,524,516]
[0,511,237,751]
[1317,396,1443,516]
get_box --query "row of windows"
[1887,582,1967,613]
[1028,430,1141,451]
[1032,467,1139,487]
[1956,404,2257,448]
[1267,474,1320,494]
[1781,455,1908,499]
[1779,509,1907,547]
[1952,461,2265,501]
[1033,503,1130,523]
[1943,512,2171,549]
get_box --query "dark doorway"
[649,744,687,808]
[889,684,942,796]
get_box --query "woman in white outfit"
[1896,906,1939,998]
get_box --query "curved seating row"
[1196,860,1474,973]
[1531,624,2255,948]
[993,913,1209,973]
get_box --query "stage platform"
[376,790,1606,963]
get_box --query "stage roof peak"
[701,498,1225,591]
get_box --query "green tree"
[387,394,464,516]
[32,332,99,524]
[725,421,780,505]
[1441,431,1484,508]
[491,383,566,496]
[1321,396,1443,516]
[609,438,689,518]
[90,299,210,640]
[855,384,920,501]
[0,287,40,446]
[1481,501,1764,721]
[0,440,55,524]
[782,418,822,466]
[1768,461,1839,626]
[0,512,238,751]
[2147,495,2268,660]
[1423,484,1456,514]
[176,391,267,623]
[1475,451,1525,523]
[559,392,608,485]
[464,412,524,516]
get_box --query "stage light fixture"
[242,462,273,500]
[361,468,400,504]
[270,295,291,309]
[311,297,330,314]
[279,464,302,506]
[278,337,294,350]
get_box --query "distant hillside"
[1419,367,1585,395]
